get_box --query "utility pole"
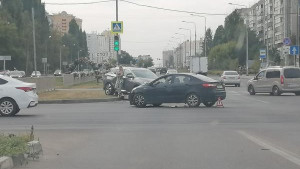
[32,8,37,76]
[59,46,62,71]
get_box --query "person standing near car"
[115,65,124,96]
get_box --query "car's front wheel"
[248,85,255,95]
[203,101,216,107]
[104,83,114,95]
[0,98,18,116]
[133,94,147,108]
[186,93,200,107]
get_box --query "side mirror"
[253,77,258,80]
[126,73,134,79]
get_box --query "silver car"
[220,71,241,87]
[247,66,300,96]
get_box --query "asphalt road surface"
[1,76,300,169]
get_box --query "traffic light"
[114,35,120,51]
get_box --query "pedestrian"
[115,65,124,96]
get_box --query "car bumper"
[17,92,39,109]
[223,79,240,84]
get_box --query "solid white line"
[238,130,300,167]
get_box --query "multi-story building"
[48,11,82,34]
[162,39,203,69]
[239,0,299,48]
[87,30,119,64]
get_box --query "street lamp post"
[228,2,249,75]
[179,28,192,70]
[171,37,182,69]
[182,21,197,59]
[175,33,187,68]
[190,14,207,58]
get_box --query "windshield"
[131,69,158,79]
[9,71,22,75]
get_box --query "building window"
[62,19,66,21]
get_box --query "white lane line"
[210,120,219,126]
[238,130,300,167]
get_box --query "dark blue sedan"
[129,73,226,108]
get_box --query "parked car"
[54,69,62,76]
[31,71,41,78]
[220,71,241,87]
[103,67,158,96]
[0,75,38,116]
[247,66,300,96]
[166,69,178,74]
[129,73,226,108]
[9,71,25,78]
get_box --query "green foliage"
[118,50,134,65]
[213,25,226,46]
[207,10,264,70]
[137,58,154,68]
[0,134,28,156]
[208,41,239,70]
[203,28,213,56]
[0,1,88,73]
[268,47,281,65]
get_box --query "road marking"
[238,130,300,167]
[210,120,219,126]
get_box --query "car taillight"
[16,87,33,92]
[202,83,216,88]
[280,75,284,84]
[222,76,226,79]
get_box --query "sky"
[42,0,259,65]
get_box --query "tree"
[203,28,213,56]
[268,47,281,65]
[118,50,134,65]
[213,25,226,46]
[137,58,154,68]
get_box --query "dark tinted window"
[0,78,8,85]
[192,74,217,82]
[284,68,300,78]
[266,71,280,78]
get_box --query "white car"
[31,71,41,78]
[166,69,178,74]
[0,75,38,116]
[220,71,241,87]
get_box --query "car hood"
[134,77,155,84]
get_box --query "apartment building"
[48,11,82,34]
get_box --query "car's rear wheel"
[272,86,281,96]
[104,83,114,95]
[133,94,146,108]
[203,101,216,107]
[248,85,255,95]
[0,98,18,116]
[153,103,162,107]
[186,93,200,107]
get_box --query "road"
[1,76,300,169]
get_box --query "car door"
[123,69,135,92]
[0,78,9,98]
[147,75,173,103]
[253,70,266,92]
[169,75,191,102]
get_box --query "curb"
[39,98,121,104]
[0,157,13,169]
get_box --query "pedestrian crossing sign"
[111,21,123,34]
